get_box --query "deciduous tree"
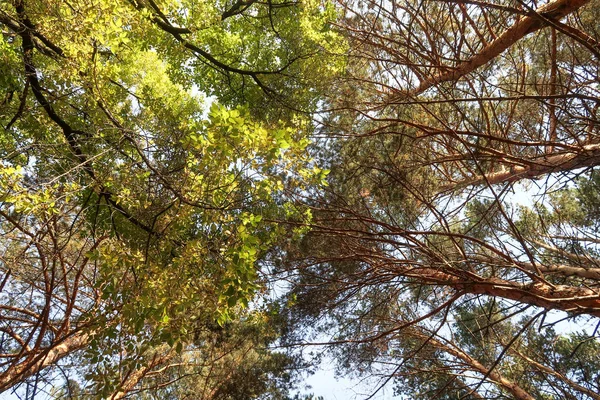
[0,0,339,396]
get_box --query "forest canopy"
[1,0,599,399]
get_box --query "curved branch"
[437,143,600,193]
[0,331,89,393]
[389,0,591,97]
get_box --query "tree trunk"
[438,143,600,193]
[408,329,536,400]
[0,331,89,393]
[395,0,592,97]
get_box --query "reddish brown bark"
[438,143,600,193]
[400,0,591,97]
[393,263,600,317]
[508,348,600,400]
[109,352,173,400]
[0,331,89,392]
[410,330,536,400]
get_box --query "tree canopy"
[0,0,338,397]
[277,0,600,398]
[1,0,600,398]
